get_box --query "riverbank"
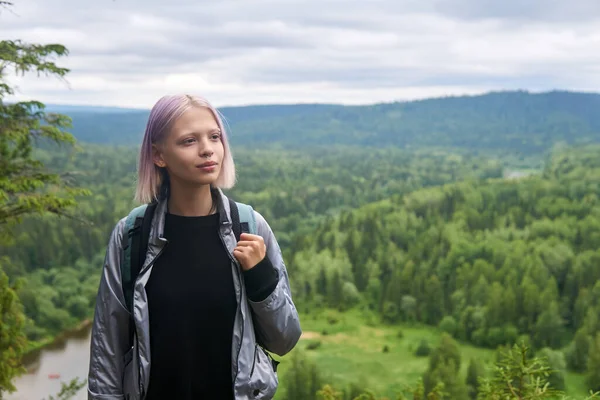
[22,319,92,372]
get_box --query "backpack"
[120,198,257,343]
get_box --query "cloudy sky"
[2,0,600,108]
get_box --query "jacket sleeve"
[249,211,302,356]
[87,218,130,400]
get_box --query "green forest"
[281,145,600,397]
[288,144,600,352]
[2,24,600,400]
[3,141,600,399]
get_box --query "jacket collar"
[148,187,233,246]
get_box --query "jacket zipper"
[218,227,244,394]
[133,240,168,400]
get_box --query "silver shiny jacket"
[87,189,302,399]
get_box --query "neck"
[166,181,215,217]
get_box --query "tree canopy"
[0,32,86,396]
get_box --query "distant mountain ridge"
[47,90,600,152]
[45,104,146,113]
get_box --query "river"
[7,325,92,400]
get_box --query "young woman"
[87,94,302,400]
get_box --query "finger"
[238,234,263,244]
[234,246,252,256]
[240,233,262,241]
[233,248,247,259]
[236,241,261,249]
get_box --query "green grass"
[565,373,597,399]
[272,308,592,399]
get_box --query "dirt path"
[300,331,321,340]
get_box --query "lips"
[197,162,217,168]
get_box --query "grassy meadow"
[273,308,592,399]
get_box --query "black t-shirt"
[144,212,278,400]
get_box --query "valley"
[3,91,600,399]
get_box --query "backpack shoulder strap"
[121,203,156,314]
[236,201,257,235]
[227,197,257,241]
[122,204,147,312]
[227,197,276,359]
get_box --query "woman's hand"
[233,233,266,271]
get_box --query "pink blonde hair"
[135,94,236,204]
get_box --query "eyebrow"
[180,129,222,136]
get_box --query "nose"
[198,138,214,158]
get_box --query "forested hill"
[51,90,600,152]
[286,144,600,378]
[49,103,340,146]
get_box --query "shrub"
[307,341,322,350]
[415,339,431,357]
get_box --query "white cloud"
[1,0,600,108]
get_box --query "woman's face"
[153,106,225,189]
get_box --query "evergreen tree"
[328,270,344,310]
[586,333,600,393]
[317,266,328,297]
[566,329,591,372]
[284,350,323,400]
[0,16,87,396]
[0,39,88,239]
[0,258,26,396]
[423,333,468,400]
[466,358,486,400]
[534,301,564,349]
[478,343,599,400]
[537,347,566,391]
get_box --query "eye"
[211,133,221,140]
[181,138,196,145]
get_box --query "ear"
[152,144,166,168]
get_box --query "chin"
[172,171,220,188]
[190,178,219,187]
